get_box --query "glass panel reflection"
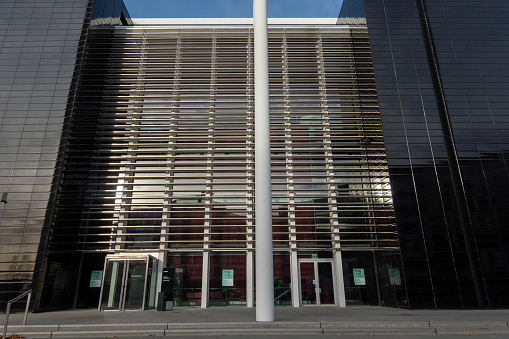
[300,262,316,305]
[209,253,246,306]
[123,260,147,310]
[318,262,335,305]
[100,261,125,311]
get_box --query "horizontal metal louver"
[53,25,398,253]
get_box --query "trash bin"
[160,267,175,311]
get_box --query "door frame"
[298,259,338,306]
[98,255,151,311]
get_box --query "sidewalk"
[2,306,509,337]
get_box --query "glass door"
[299,261,336,306]
[100,260,125,311]
[318,262,335,305]
[300,262,317,305]
[123,260,148,310]
[99,257,149,311]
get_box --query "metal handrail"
[3,289,32,339]
[274,288,291,302]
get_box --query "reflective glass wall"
[0,0,92,309]
[362,0,509,307]
[43,23,405,309]
[31,0,132,312]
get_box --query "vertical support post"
[4,303,11,339]
[72,253,84,309]
[201,251,210,308]
[155,252,167,297]
[334,251,346,307]
[254,0,274,322]
[372,251,382,306]
[291,251,300,307]
[108,261,119,308]
[246,251,254,307]
[23,290,31,325]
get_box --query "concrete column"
[253,0,274,322]
[247,251,254,307]
[334,251,346,307]
[291,251,300,307]
[201,251,210,308]
[155,251,167,296]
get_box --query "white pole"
[253,0,274,322]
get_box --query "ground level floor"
[36,250,407,311]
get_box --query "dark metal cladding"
[0,0,131,310]
[363,0,509,308]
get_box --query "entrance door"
[299,261,336,306]
[99,258,149,311]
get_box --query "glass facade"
[14,0,499,311]
[2,0,508,312]
[0,0,92,309]
[90,0,132,26]
[38,22,404,309]
[6,0,508,312]
[62,24,397,252]
[338,0,366,18]
[0,0,131,310]
[362,0,509,307]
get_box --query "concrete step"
[4,320,509,338]
[166,321,321,329]
[2,325,59,332]
[321,322,437,335]
[323,329,438,335]
[436,327,509,335]
[321,321,431,328]
[2,332,52,339]
[430,321,509,327]
[59,323,168,331]
[431,321,509,335]
[165,328,324,336]
[52,329,166,338]
[2,325,55,339]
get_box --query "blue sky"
[124,0,344,18]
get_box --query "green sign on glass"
[89,270,103,288]
[389,268,401,286]
[222,269,234,287]
[353,268,366,286]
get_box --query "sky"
[124,0,344,18]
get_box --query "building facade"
[344,0,509,308]
[40,18,406,310]
[0,0,132,310]
[0,0,407,311]
[0,0,91,309]
[1,0,508,311]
